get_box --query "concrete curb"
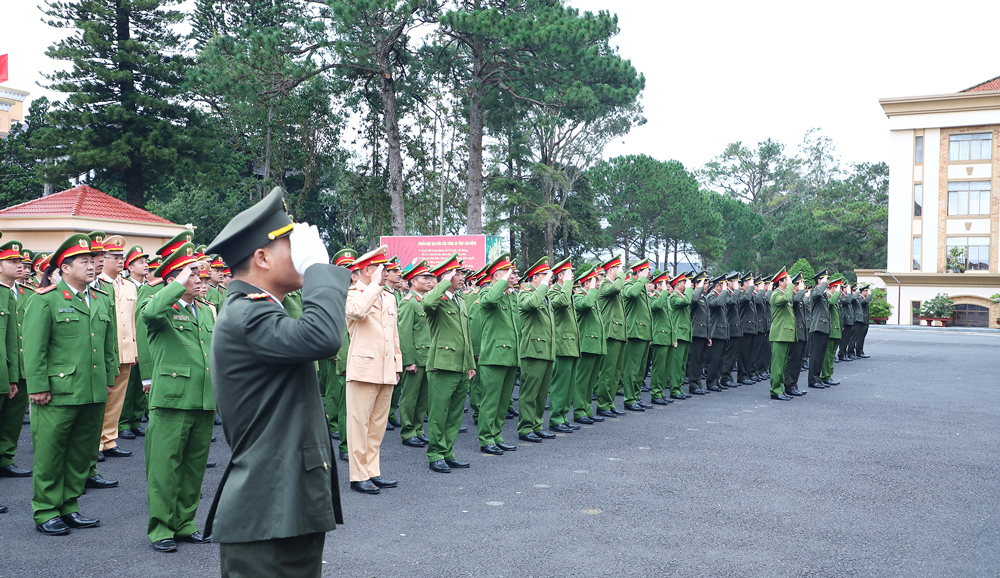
[868,324,1000,335]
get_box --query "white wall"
[922,128,940,272]
[886,129,914,273]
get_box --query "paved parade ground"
[3,327,999,577]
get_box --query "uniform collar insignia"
[63,290,72,300]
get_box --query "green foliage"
[920,293,955,319]
[990,293,1000,304]
[947,246,967,272]
[788,258,815,283]
[869,288,892,319]
[0,97,71,206]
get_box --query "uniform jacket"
[101,273,138,364]
[423,280,474,373]
[13,284,33,381]
[397,290,431,368]
[649,290,674,346]
[726,288,743,339]
[135,280,163,380]
[345,279,402,384]
[828,291,843,339]
[740,288,757,336]
[852,293,865,325]
[754,290,769,334]
[769,287,796,343]
[476,280,519,367]
[140,280,215,411]
[807,281,831,334]
[690,286,709,339]
[792,289,808,342]
[574,287,606,355]
[622,279,652,341]
[548,281,580,358]
[597,276,626,342]
[668,287,694,342]
[858,294,872,325]
[839,293,856,326]
[206,265,350,543]
[467,287,484,357]
[23,280,117,405]
[518,282,555,361]
[0,285,19,391]
[707,288,729,340]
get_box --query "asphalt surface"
[2,327,999,577]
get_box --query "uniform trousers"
[476,364,516,447]
[388,378,402,424]
[838,324,854,358]
[686,336,709,390]
[722,336,740,382]
[784,339,807,392]
[397,365,429,441]
[328,372,348,455]
[426,369,466,462]
[822,338,840,381]
[769,341,790,396]
[101,363,131,450]
[467,371,482,425]
[807,332,829,386]
[753,332,768,374]
[596,339,625,411]
[517,358,553,435]
[220,532,325,578]
[622,339,649,405]
[705,338,727,387]
[30,402,104,525]
[573,353,601,419]
[649,344,672,400]
[856,323,869,355]
[145,407,213,542]
[737,334,755,382]
[345,380,394,481]
[118,366,147,431]
[548,355,577,426]
[668,341,690,396]
[0,379,28,467]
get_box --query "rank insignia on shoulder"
[62,290,72,300]
[246,293,274,302]
[91,287,108,296]
[403,293,412,301]
[149,279,163,287]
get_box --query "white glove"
[289,222,329,275]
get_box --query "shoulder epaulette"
[35,285,57,294]
[246,292,274,302]
[403,293,412,301]
[148,278,163,287]
[91,287,108,296]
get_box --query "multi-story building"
[0,85,29,138]
[859,76,1000,328]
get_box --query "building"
[0,85,29,138]
[858,76,1000,328]
[0,184,188,254]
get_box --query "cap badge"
[79,239,88,247]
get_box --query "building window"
[953,304,989,328]
[948,133,992,161]
[913,184,922,217]
[947,181,991,215]
[915,136,923,164]
[946,236,990,270]
[912,237,921,270]
[911,301,921,325]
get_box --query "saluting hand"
[540,270,553,286]
[496,268,511,282]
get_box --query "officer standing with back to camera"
[204,187,350,578]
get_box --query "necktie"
[187,303,197,321]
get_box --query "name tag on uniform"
[172,315,190,322]
[58,308,74,314]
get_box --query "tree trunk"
[465,39,485,234]
[263,102,274,190]
[115,0,144,207]
[379,54,406,236]
[672,240,679,274]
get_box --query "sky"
[3,0,1000,174]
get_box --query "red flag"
[0,54,7,84]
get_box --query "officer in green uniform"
[397,259,433,448]
[648,270,675,405]
[140,243,215,552]
[621,258,652,411]
[595,256,626,417]
[385,256,403,429]
[119,245,150,438]
[768,268,796,400]
[838,283,856,362]
[572,265,606,423]
[204,187,348,578]
[422,254,476,473]
[545,257,580,433]
[516,257,557,442]
[24,234,118,535]
[667,273,694,400]
[319,248,356,450]
[465,267,485,428]
[474,254,519,454]
[783,273,808,397]
[204,254,228,312]
[0,240,30,482]
[821,277,843,386]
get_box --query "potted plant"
[947,246,967,273]
[869,288,892,324]
[919,293,955,326]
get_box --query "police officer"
[595,256,626,417]
[0,239,28,484]
[768,268,795,401]
[667,273,694,401]
[547,257,581,432]
[647,270,674,405]
[573,265,606,422]
[622,259,652,411]
[517,257,556,443]
[397,259,433,448]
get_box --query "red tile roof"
[0,184,176,224]
[960,75,1000,93]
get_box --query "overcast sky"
[3,0,999,173]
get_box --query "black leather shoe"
[549,423,573,433]
[418,434,430,443]
[506,409,518,419]
[741,380,754,385]
[152,539,177,552]
[131,426,146,437]
[331,431,340,440]
[214,414,222,425]
[211,436,217,442]
[669,393,686,400]
[370,476,398,488]
[97,451,105,462]
[385,421,395,431]
[588,414,605,422]
[637,401,654,409]
[533,430,556,439]
[118,429,136,440]
[176,531,211,544]
[0,463,31,477]
[339,451,349,462]
[37,517,71,536]
[458,426,468,433]
[858,354,870,358]
[445,458,470,468]
[651,397,669,405]
[206,461,216,468]
[61,512,101,529]
[481,444,503,455]
[834,358,841,363]
[519,432,543,443]
[786,389,807,396]
[496,442,517,451]
[690,389,707,395]
[388,416,402,428]
[808,383,827,389]
[596,410,617,418]
[625,403,645,412]
[85,474,118,489]
[350,480,380,493]
[707,385,722,392]
[429,460,451,473]
[770,393,793,401]
[610,407,627,416]
[0,504,7,513]
[103,446,132,458]
[403,436,426,448]
[574,416,595,425]
[824,379,840,386]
